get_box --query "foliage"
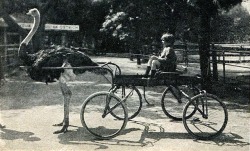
[1,0,246,51]
[187,0,243,14]
[1,0,110,49]
[211,4,250,43]
[100,0,182,53]
[185,0,247,43]
[100,0,243,53]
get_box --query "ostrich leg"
[53,81,71,134]
[53,60,75,134]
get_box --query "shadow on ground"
[0,128,41,141]
[55,120,250,150]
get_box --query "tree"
[211,4,250,43]
[100,0,184,52]
[187,0,242,91]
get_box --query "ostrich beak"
[26,11,32,15]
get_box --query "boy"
[144,33,177,78]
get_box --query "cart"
[80,62,228,140]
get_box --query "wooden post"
[136,53,141,65]
[222,50,226,83]
[211,44,218,81]
[0,28,6,82]
[4,28,7,63]
[0,56,3,83]
[184,42,189,67]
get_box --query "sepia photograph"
[0,0,249,151]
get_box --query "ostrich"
[18,8,99,134]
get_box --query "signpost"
[45,24,79,31]
[17,23,79,31]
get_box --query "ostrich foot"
[53,118,69,134]
[53,125,68,134]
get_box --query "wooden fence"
[0,44,19,81]
[211,45,250,84]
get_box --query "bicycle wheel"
[161,85,199,121]
[111,85,142,120]
[80,91,128,139]
[183,93,228,140]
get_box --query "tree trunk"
[32,0,57,51]
[199,13,212,91]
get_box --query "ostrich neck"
[21,14,40,45]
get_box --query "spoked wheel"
[161,85,199,121]
[183,93,228,140]
[110,85,142,120]
[80,91,128,139]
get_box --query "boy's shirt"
[160,47,171,59]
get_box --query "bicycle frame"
[102,87,134,118]
[181,89,209,119]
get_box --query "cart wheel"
[80,91,128,139]
[161,85,199,121]
[183,93,228,140]
[110,86,142,120]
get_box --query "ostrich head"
[26,8,40,17]
[20,8,40,46]
[18,8,40,59]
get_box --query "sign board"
[17,23,79,31]
[18,23,33,29]
[45,24,79,31]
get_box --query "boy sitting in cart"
[144,33,177,78]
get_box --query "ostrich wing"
[28,47,98,83]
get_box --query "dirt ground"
[0,56,249,151]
